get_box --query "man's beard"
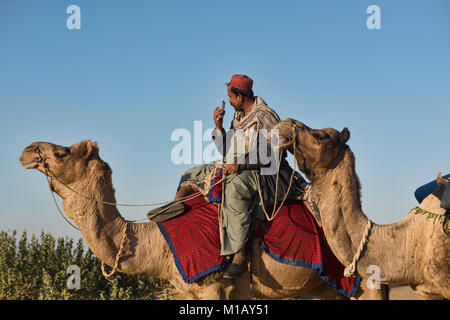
[231,101,244,111]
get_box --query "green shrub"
[0,230,170,300]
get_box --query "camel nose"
[20,145,33,161]
[19,144,42,168]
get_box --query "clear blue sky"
[1,0,449,241]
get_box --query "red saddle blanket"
[255,199,361,298]
[156,196,360,298]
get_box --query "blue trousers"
[414,174,450,203]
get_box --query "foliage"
[0,229,171,300]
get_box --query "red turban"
[229,74,253,91]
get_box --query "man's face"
[227,86,244,111]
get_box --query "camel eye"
[54,148,70,159]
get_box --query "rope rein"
[44,165,80,231]
[253,126,297,221]
[43,162,226,224]
[44,164,208,208]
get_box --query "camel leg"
[414,285,445,300]
[353,278,388,300]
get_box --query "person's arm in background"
[414,173,450,203]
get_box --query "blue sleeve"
[414,174,450,203]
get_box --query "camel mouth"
[20,159,39,169]
[278,135,290,145]
[274,134,294,151]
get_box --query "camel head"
[275,118,350,180]
[20,139,103,196]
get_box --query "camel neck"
[311,150,416,283]
[62,172,127,266]
[312,150,370,265]
[59,163,168,278]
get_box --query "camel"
[274,118,450,299]
[19,139,384,300]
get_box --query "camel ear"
[91,141,99,157]
[340,128,350,144]
[81,139,94,159]
[71,139,95,159]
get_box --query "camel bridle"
[34,146,80,231]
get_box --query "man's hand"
[223,163,238,176]
[213,104,225,130]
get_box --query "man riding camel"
[150,74,304,278]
